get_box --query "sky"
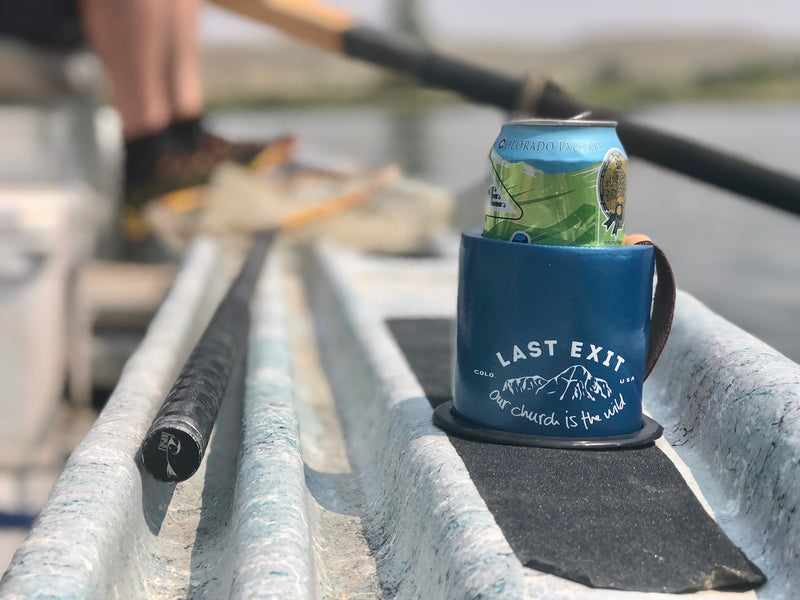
[201,0,800,47]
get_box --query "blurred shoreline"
[198,34,800,109]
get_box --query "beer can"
[484,119,627,246]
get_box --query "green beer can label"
[484,119,627,246]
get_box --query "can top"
[507,117,618,128]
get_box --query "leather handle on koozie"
[625,235,676,379]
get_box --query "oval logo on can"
[597,148,626,237]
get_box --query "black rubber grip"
[343,25,524,111]
[140,230,277,482]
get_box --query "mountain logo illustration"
[502,364,613,403]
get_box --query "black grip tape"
[140,230,277,482]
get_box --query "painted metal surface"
[645,292,800,599]
[1,236,796,598]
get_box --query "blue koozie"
[443,228,673,448]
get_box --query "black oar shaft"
[343,25,800,216]
[534,82,800,216]
[344,26,523,110]
[140,229,277,482]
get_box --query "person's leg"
[165,0,205,123]
[161,0,209,152]
[81,0,281,209]
[80,0,180,209]
[161,0,274,171]
[79,0,171,140]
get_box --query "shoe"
[121,132,295,240]
[123,132,294,208]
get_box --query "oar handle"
[140,230,276,482]
[139,166,400,482]
[210,0,523,108]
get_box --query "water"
[209,102,800,363]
